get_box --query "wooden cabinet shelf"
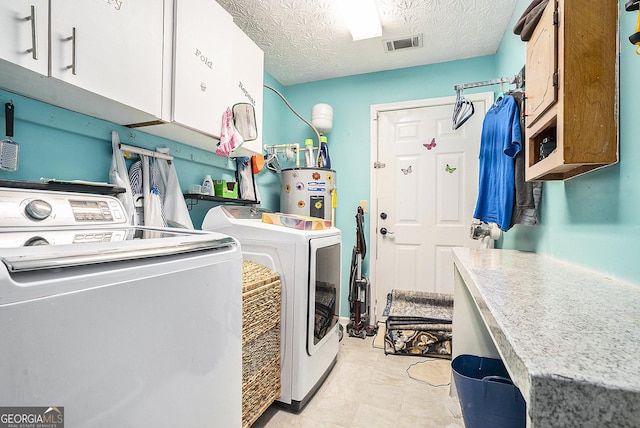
[525,0,618,181]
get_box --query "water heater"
[280,168,336,219]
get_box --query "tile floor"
[252,330,464,428]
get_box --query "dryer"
[0,188,242,427]
[202,205,341,411]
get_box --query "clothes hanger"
[452,88,474,130]
[265,152,282,173]
[495,81,505,102]
[452,88,463,121]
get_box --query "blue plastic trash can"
[452,354,526,428]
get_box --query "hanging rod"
[119,143,173,162]
[454,74,522,92]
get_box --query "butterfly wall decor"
[424,138,437,150]
[445,164,457,174]
[401,165,412,175]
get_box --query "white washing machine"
[0,187,243,427]
[202,205,341,411]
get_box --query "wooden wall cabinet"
[525,0,618,181]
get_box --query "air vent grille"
[383,34,423,53]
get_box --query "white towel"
[155,149,194,229]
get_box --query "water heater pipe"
[263,84,323,166]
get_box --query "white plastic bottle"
[304,139,316,168]
[202,175,214,195]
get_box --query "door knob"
[380,227,394,235]
[380,212,387,219]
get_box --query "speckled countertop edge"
[452,248,640,426]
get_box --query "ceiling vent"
[383,34,423,53]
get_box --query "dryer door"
[307,234,341,355]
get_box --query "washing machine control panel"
[0,188,128,228]
[69,199,122,223]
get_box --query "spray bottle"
[304,139,316,168]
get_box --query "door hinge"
[552,71,559,87]
[374,161,386,169]
[553,8,559,25]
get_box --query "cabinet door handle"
[24,5,38,60]
[65,27,77,75]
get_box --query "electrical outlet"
[359,200,368,213]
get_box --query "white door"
[0,1,49,75]
[370,94,492,321]
[49,1,163,116]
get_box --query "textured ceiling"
[217,0,518,86]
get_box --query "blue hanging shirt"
[473,95,522,231]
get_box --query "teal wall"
[496,0,640,285]
[0,76,287,229]
[0,89,239,229]
[0,55,496,319]
[274,56,497,316]
[254,73,287,212]
[1,1,635,321]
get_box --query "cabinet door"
[525,0,558,127]
[49,1,163,117]
[230,23,264,156]
[0,1,49,75]
[172,0,233,137]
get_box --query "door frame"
[368,92,494,323]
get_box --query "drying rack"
[454,67,525,92]
[453,75,523,92]
[119,143,173,162]
[263,143,301,170]
[452,68,525,130]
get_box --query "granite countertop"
[452,248,640,427]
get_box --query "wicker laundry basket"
[241,260,281,428]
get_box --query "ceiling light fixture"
[341,0,382,41]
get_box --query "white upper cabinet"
[171,0,233,137]
[0,1,263,155]
[0,1,163,125]
[142,0,264,155]
[0,2,49,76]
[49,1,163,117]
[229,23,264,157]
[139,0,234,151]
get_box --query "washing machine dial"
[25,199,53,221]
[24,236,50,246]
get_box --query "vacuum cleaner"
[347,206,377,339]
